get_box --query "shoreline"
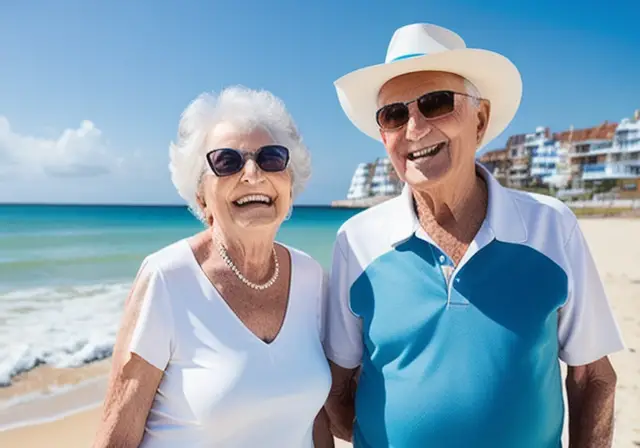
[0,406,103,448]
[0,360,111,432]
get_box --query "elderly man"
[323,23,624,448]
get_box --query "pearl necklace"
[212,232,279,290]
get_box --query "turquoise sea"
[0,204,363,385]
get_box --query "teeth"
[410,143,443,159]
[235,194,271,205]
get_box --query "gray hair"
[169,86,312,222]
[464,79,481,107]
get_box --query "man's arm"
[557,221,624,448]
[324,361,359,441]
[566,356,617,448]
[313,407,335,448]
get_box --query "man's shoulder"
[332,196,404,268]
[338,195,405,237]
[504,187,578,235]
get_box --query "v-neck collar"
[183,238,295,348]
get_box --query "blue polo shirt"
[324,165,624,448]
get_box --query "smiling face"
[377,71,489,193]
[197,123,292,232]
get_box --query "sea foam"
[0,282,131,386]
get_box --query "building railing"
[480,154,509,162]
[510,163,528,171]
[583,163,606,172]
[611,139,640,153]
[569,145,612,157]
[531,156,559,165]
[582,162,640,180]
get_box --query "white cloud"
[0,116,124,178]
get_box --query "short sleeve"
[557,222,625,366]
[323,237,363,369]
[128,258,174,370]
[318,269,329,342]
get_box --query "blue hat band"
[390,52,426,62]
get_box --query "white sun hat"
[334,23,523,150]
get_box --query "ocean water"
[0,204,363,386]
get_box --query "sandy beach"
[1,218,638,447]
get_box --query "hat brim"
[334,48,522,151]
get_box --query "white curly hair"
[169,86,312,223]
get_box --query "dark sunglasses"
[205,145,290,177]
[375,90,480,131]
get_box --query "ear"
[476,99,491,144]
[195,192,213,224]
[379,129,388,145]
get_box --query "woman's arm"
[94,355,163,447]
[93,269,166,447]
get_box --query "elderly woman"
[93,87,333,447]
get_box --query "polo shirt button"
[439,255,445,263]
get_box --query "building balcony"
[493,169,508,178]
[347,189,370,200]
[582,162,640,181]
[531,156,558,165]
[567,147,611,159]
[510,163,528,171]
[610,139,640,154]
[530,167,556,177]
[509,172,529,180]
[581,145,613,156]
[567,140,613,157]
[524,134,546,145]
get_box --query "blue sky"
[1,0,638,205]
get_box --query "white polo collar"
[388,163,528,246]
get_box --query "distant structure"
[528,126,561,186]
[505,132,529,188]
[477,148,509,186]
[347,158,403,199]
[553,121,618,197]
[478,109,639,199]
[577,113,640,198]
[335,157,404,207]
[337,110,640,208]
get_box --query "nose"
[405,104,432,142]
[240,159,264,185]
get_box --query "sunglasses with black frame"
[375,90,483,131]
[205,145,290,177]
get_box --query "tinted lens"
[208,149,243,176]
[417,91,455,119]
[256,145,289,172]
[376,103,409,129]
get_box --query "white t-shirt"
[128,239,332,448]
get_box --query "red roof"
[553,121,617,142]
